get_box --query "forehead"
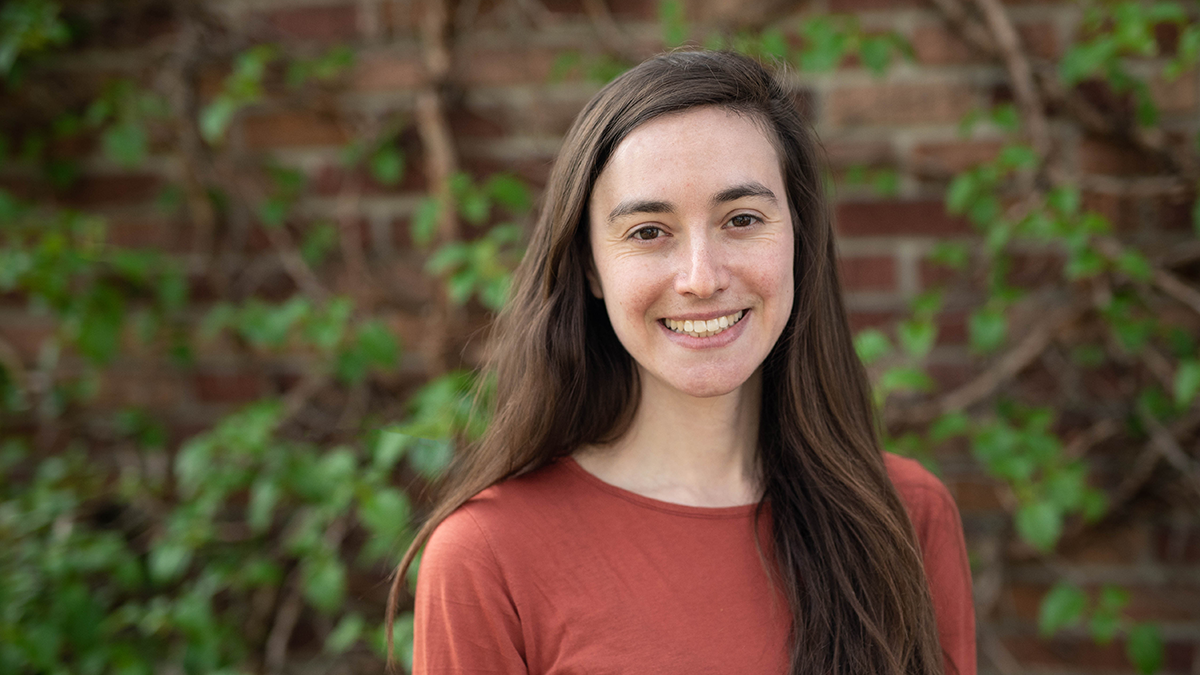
[591,107,784,204]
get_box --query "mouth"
[661,310,746,338]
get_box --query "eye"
[728,213,761,228]
[631,226,663,241]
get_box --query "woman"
[390,50,975,674]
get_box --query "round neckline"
[559,456,761,519]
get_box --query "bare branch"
[1094,237,1200,318]
[891,304,1083,424]
[970,0,1050,157]
[1137,406,1200,500]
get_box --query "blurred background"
[1,0,1199,673]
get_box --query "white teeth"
[663,310,744,338]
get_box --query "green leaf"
[300,221,338,266]
[1116,250,1153,282]
[359,487,411,546]
[853,328,891,365]
[409,437,454,478]
[946,174,976,215]
[1066,246,1105,279]
[248,479,278,533]
[355,320,400,369]
[990,103,1020,132]
[1090,585,1129,644]
[411,197,440,247]
[199,96,238,145]
[930,412,970,442]
[658,0,687,48]
[101,122,148,167]
[302,558,346,614]
[373,427,410,471]
[859,36,892,75]
[998,144,1038,170]
[258,197,289,228]
[1081,487,1108,522]
[486,173,532,212]
[149,542,191,583]
[1047,186,1081,216]
[969,306,1007,354]
[369,146,405,186]
[1127,623,1165,675]
[1038,582,1087,636]
[929,242,969,270]
[78,286,125,364]
[1173,359,1200,406]
[897,318,936,359]
[1016,501,1062,552]
[877,366,935,395]
[326,613,364,654]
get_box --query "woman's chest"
[499,517,791,674]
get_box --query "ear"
[585,262,604,299]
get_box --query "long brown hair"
[389,50,944,675]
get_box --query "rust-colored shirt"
[414,453,975,674]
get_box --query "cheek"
[597,260,664,325]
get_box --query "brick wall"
[2,0,1199,673]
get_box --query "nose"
[674,234,729,298]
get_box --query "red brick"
[829,0,921,10]
[194,371,265,404]
[105,215,182,252]
[351,52,424,91]
[1150,70,1198,114]
[449,105,508,139]
[824,140,895,170]
[1019,22,1061,60]
[1154,523,1200,564]
[1059,523,1149,565]
[1007,632,1195,673]
[0,319,56,361]
[96,369,183,410]
[452,48,558,86]
[262,4,359,43]
[243,110,348,150]
[936,310,968,346]
[826,82,977,127]
[1124,585,1200,622]
[927,362,973,390]
[912,140,1005,174]
[839,254,896,292]
[847,309,900,334]
[1007,251,1065,287]
[62,173,163,208]
[1081,190,1139,231]
[918,256,969,290]
[1079,136,1160,176]
[911,24,979,65]
[605,0,661,20]
[382,0,418,32]
[946,475,1004,514]
[836,200,972,236]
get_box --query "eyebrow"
[606,181,779,225]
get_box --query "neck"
[574,369,762,507]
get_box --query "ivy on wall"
[1,0,1198,674]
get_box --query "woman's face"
[587,106,794,400]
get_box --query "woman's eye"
[631,226,662,241]
[729,214,759,228]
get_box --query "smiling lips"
[662,310,746,338]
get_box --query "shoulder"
[423,459,577,566]
[882,452,961,541]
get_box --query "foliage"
[1,0,1197,674]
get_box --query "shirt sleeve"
[413,506,528,675]
[909,480,977,675]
